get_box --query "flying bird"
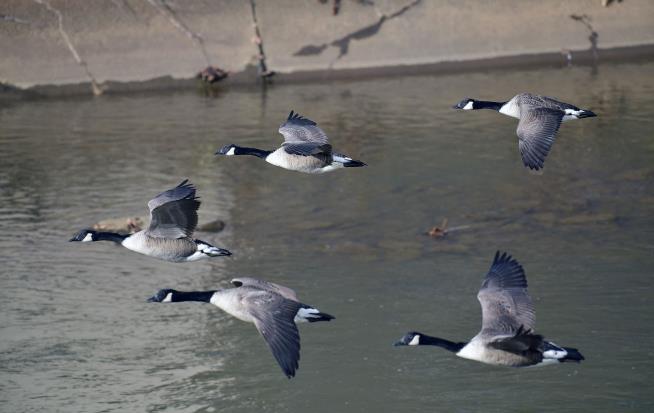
[216,111,366,173]
[69,180,231,262]
[148,277,334,378]
[453,93,596,170]
[395,251,584,367]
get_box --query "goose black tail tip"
[343,159,367,168]
[562,347,585,363]
[306,312,335,322]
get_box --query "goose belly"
[210,291,255,323]
[265,148,331,173]
[456,340,538,367]
[121,232,195,262]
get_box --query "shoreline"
[3,43,653,100]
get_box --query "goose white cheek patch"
[225,147,236,156]
[162,292,173,302]
[462,101,474,110]
[408,335,421,345]
[543,349,567,358]
[82,233,93,242]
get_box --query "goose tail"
[333,153,367,168]
[195,240,232,257]
[295,305,335,323]
[560,347,585,363]
[543,341,584,363]
[576,110,597,119]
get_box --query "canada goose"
[69,180,231,262]
[215,111,366,173]
[395,252,584,367]
[148,277,334,378]
[453,93,597,170]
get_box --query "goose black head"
[394,331,423,346]
[453,98,476,110]
[215,144,237,156]
[69,229,97,242]
[148,289,176,303]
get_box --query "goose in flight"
[148,277,334,378]
[395,252,584,367]
[69,180,231,262]
[453,93,597,170]
[216,111,366,173]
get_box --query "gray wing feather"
[232,278,299,301]
[278,111,329,144]
[477,252,535,338]
[248,293,302,378]
[517,108,563,170]
[487,326,544,354]
[146,180,200,239]
[516,93,579,111]
[282,142,332,157]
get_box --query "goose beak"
[69,230,87,242]
[147,295,158,302]
[393,340,407,347]
[215,144,232,155]
[453,98,472,109]
[579,110,597,118]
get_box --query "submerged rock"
[92,217,226,234]
[93,217,144,234]
[197,219,226,233]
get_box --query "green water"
[1,60,653,412]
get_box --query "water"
[1,60,653,413]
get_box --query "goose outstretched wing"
[517,108,563,170]
[146,180,200,239]
[477,252,536,341]
[278,111,329,145]
[247,292,302,378]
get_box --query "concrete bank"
[1,0,653,96]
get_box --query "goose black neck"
[170,290,217,303]
[420,335,466,353]
[474,100,505,111]
[234,146,272,159]
[97,232,128,243]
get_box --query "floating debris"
[426,218,472,238]
[197,66,229,84]
[427,218,449,238]
[197,219,226,233]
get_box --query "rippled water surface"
[1,60,654,412]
